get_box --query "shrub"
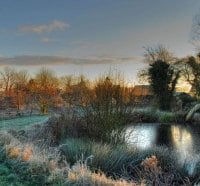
[79,73,132,142]
[131,108,158,122]
[158,112,176,123]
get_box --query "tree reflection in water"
[126,124,200,175]
[171,126,198,175]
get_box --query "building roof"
[132,85,153,96]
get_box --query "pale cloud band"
[18,20,70,33]
[0,56,136,66]
[40,37,57,43]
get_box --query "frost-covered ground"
[0,115,49,130]
[0,116,141,186]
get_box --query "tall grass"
[1,116,199,185]
[0,124,142,185]
[59,137,199,184]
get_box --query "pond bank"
[128,108,186,124]
[0,114,199,185]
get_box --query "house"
[132,85,153,97]
[131,85,154,106]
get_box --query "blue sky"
[0,0,199,83]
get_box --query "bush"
[158,112,176,123]
[130,108,185,123]
[131,108,158,122]
[79,73,132,143]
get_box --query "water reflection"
[126,125,157,150]
[126,124,200,175]
[171,126,193,155]
[156,125,172,146]
[171,126,197,175]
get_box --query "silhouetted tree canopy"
[148,60,180,110]
[138,46,180,110]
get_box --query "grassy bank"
[0,131,197,186]
[0,130,143,186]
[129,108,185,123]
[0,116,200,185]
[60,138,200,184]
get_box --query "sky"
[0,0,200,84]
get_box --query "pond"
[0,115,49,130]
[125,123,200,175]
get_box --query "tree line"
[1,47,200,114]
[0,67,133,114]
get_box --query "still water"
[126,124,200,175]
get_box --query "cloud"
[40,37,57,43]
[0,55,136,66]
[19,20,70,34]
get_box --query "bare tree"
[59,75,74,106]
[143,45,176,64]
[13,70,30,111]
[180,56,200,97]
[59,75,74,90]
[35,67,59,113]
[71,75,91,106]
[0,67,16,96]
[138,45,178,84]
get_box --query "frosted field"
[0,115,49,130]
